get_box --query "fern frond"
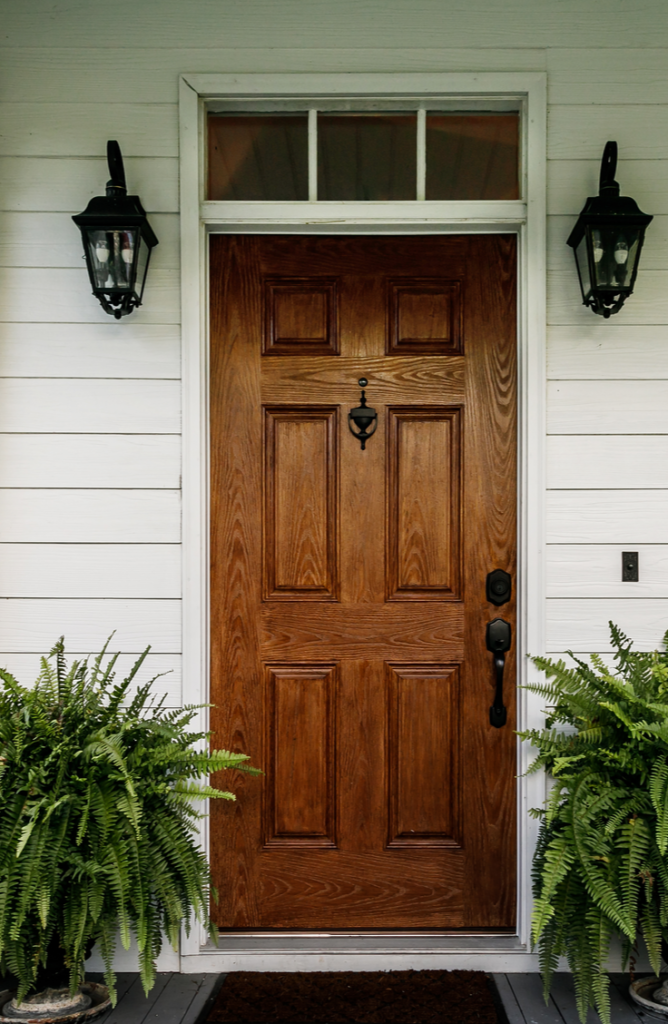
[526,623,668,1020]
[0,636,259,1002]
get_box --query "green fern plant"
[0,637,260,1006]
[520,622,668,1024]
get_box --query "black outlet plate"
[622,551,639,582]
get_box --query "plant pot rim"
[630,976,668,1020]
[0,983,110,1024]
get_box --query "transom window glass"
[426,114,519,201]
[207,109,519,202]
[318,114,417,201]
[208,114,308,201]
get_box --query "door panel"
[263,406,338,600]
[387,407,461,600]
[263,663,337,848]
[210,235,517,930]
[386,663,461,848]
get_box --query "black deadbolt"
[486,569,512,606]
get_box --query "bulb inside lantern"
[592,230,604,263]
[95,239,110,263]
[121,233,134,265]
[614,239,629,265]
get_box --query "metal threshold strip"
[207,933,526,954]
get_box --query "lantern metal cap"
[72,193,158,248]
[72,139,158,246]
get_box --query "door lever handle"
[486,618,511,728]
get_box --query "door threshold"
[181,931,537,973]
[203,932,526,954]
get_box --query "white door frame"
[178,71,547,972]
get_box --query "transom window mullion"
[308,109,318,202]
[416,108,426,201]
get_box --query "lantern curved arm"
[106,140,127,194]
[599,140,619,195]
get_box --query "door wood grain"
[210,235,517,930]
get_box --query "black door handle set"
[485,570,512,729]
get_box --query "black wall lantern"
[567,141,652,318]
[73,141,158,319]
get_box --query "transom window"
[207,108,519,203]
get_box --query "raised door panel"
[264,278,339,356]
[264,664,337,848]
[387,408,462,601]
[386,664,461,848]
[387,279,462,355]
[263,407,338,600]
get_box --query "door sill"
[202,932,526,953]
[180,932,537,973]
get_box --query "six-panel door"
[210,235,517,930]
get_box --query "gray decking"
[86,969,650,1022]
[493,973,647,1024]
[87,973,223,1024]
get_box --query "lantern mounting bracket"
[599,140,619,196]
[106,140,127,196]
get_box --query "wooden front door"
[210,235,517,930]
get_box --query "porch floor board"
[87,973,223,1024]
[493,973,646,1024]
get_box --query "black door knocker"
[348,378,378,450]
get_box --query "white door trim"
[178,70,547,971]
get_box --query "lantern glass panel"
[135,233,149,296]
[587,225,641,292]
[575,235,592,301]
[85,228,140,292]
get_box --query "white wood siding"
[0,30,184,699]
[1,13,667,721]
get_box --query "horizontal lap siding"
[3,4,667,47]
[0,436,180,487]
[0,545,181,598]
[546,48,668,655]
[0,76,182,703]
[1,267,180,323]
[0,324,180,378]
[0,599,181,652]
[0,158,179,213]
[0,652,182,705]
[0,491,180,542]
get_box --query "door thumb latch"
[486,618,511,728]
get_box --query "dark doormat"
[204,969,503,1023]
